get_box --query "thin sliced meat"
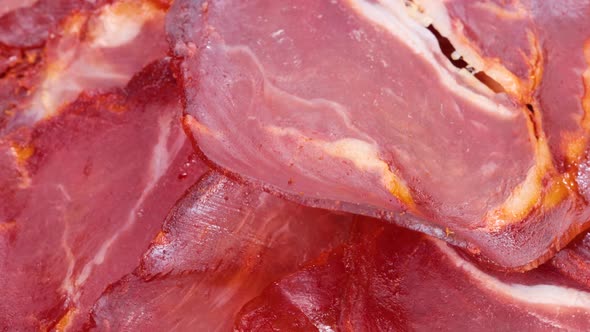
[420,0,590,175]
[87,172,353,331]
[0,0,88,131]
[414,0,590,263]
[409,0,537,97]
[170,0,585,269]
[0,0,105,130]
[236,218,590,331]
[2,0,170,133]
[0,59,207,330]
[527,2,590,200]
[0,144,28,225]
[0,44,42,131]
[237,250,346,332]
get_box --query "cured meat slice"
[551,232,590,291]
[0,0,38,19]
[0,0,98,48]
[1,0,170,133]
[411,0,590,262]
[408,0,537,96]
[509,2,590,207]
[236,219,590,331]
[0,59,207,330]
[88,172,353,331]
[0,0,94,131]
[170,0,584,269]
[237,251,346,331]
[416,0,590,179]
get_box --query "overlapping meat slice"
[170,0,584,269]
[1,0,171,133]
[0,59,207,330]
[411,0,590,261]
[550,232,590,290]
[527,2,590,198]
[87,172,353,331]
[236,218,590,331]
[418,0,590,167]
[407,0,539,97]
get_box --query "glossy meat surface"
[3,0,590,329]
[88,172,353,331]
[171,0,590,269]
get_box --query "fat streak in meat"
[237,218,590,331]
[171,0,590,269]
[0,59,207,330]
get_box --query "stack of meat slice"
[2,0,590,330]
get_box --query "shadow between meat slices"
[550,231,590,291]
[87,171,353,331]
[236,218,590,331]
[169,0,590,270]
[0,59,207,330]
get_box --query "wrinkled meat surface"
[87,172,353,331]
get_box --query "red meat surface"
[2,0,590,330]
[169,0,590,270]
[0,59,207,330]
[237,218,590,331]
[87,172,353,331]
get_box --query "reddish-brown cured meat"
[0,0,99,48]
[550,232,590,290]
[3,0,590,329]
[415,0,590,179]
[87,172,353,331]
[0,0,102,131]
[236,218,590,331]
[170,0,590,270]
[0,59,207,330]
[410,0,590,265]
[1,0,170,134]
